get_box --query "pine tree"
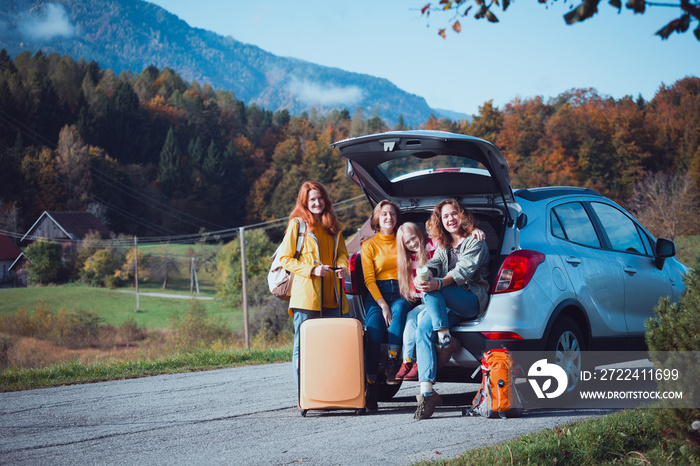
[158,127,183,197]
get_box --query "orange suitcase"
[298,317,366,416]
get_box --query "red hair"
[289,181,342,235]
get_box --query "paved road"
[0,362,631,465]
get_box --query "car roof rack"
[514,187,601,202]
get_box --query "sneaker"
[414,391,443,420]
[365,382,378,413]
[394,362,412,381]
[385,357,401,385]
[436,336,460,368]
[403,362,419,381]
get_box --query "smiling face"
[378,204,398,234]
[403,231,421,253]
[441,203,461,237]
[307,189,326,221]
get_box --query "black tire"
[546,316,585,393]
[376,375,402,401]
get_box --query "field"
[0,285,241,331]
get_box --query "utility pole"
[134,235,139,312]
[240,227,249,349]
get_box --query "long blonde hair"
[396,222,429,302]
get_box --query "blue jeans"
[402,304,426,361]
[292,307,343,389]
[416,285,479,383]
[364,280,411,380]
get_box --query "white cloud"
[287,77,363,107]
[18,3,75,41]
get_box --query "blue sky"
[148,0,698,117]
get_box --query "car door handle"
[565,257,581,265]
[624,266,637,275]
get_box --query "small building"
[345,218,375,255]
[9,252,28,287]
[21,211,111,255]
[0,233,22,285]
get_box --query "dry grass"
[4,336,141,368]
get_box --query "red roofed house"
[21,211,111,256]
[345,218,375,255]
[0,233,23,286]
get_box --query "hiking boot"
[414,391,443,420]
[436,336,460,368]
[394,362,413,381]
[403,362,419,381]
[365,382,378,413]
[385,357,401,385]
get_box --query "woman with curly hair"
[412,199,490,420]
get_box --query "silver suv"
[333,130,688,396]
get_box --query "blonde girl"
[394,223,436,381]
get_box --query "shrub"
[63,309,104,348]
[248,276,293,341]
[646,256,700,461]
[168,301,233,349]
[82,249,118,287]
[215,229,276,305]
[0,333,14,367]
[25,239,64,284]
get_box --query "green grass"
[0,285,242,331]
[676,235,700,268]
[416,408,686,465]
[0,347,292,392]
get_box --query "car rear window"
[376,155,490,183]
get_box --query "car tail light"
[344,253,361,295]
[492,250,545,294]
[480,331,524,340]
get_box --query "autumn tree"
[148,249,181,289]
[626,172,700,239]
[20,147,66,220]
[56,125,92,211]
[82,249,119,288]
[495,96,552,189]
[461,100,503,143]
[114,247,148,287]
[419,0,700,42]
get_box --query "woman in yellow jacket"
[278,181,349,392]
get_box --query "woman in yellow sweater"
[278,181,349,395]
[361,200,412,412]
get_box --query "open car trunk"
[334,130,515,315]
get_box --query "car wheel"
[546,316,585,392]
[375,374,402,401]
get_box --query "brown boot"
[414,391,443,420]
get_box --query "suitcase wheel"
[300,409,308,417]
[355,408,365,415]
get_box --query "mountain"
[0,0,467,126]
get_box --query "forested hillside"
[0,0,437,126]
[0,49,699,240]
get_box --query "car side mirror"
[654,238,676,270]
